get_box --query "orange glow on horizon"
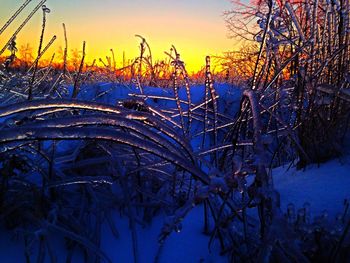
[0,0,239,73]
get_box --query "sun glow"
[0,0,236,73]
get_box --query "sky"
[0,0,237,72]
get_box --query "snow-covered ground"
[1,156,349,263]
[274,156,350,218]
[104,157,350,262]
[101,208,226,263]
[0,82,349,262]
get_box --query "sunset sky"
[0,0,237,72]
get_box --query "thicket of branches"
[224,0,350,167]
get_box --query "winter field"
[0,82,349,263]
[1,0,350,262]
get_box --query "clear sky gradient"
[0,0,236,71]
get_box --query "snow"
[1,156,349,262]
[0,229,25,263]
[0,207,226,263]
[274,156,350,217]
[101,207,226,263]
[76,82,241,116]
[1,82,349,262]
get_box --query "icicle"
[171,51,185,135]
[0,0,32,36]
[205,56,219,167]
[0,0,47,56]
[285,2,306,42]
